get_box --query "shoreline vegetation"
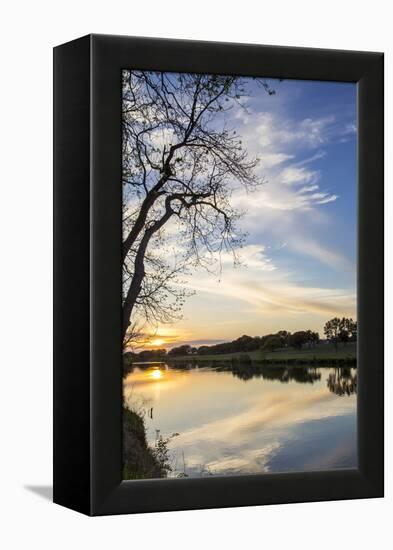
[123,319,357,368]
[123,407,163,480]
[124,341,357,369]
[123,407,175,480]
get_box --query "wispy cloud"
[233,109,340,214]
[187,271,356,319]
[241,111,336,153]
[138,80,357,344]
[217,244,277,272]
[294,150,327,166]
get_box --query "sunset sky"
[131,77,357,350]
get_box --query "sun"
[150,338,165,347]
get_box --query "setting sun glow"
[150,338,165,347]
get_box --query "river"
[123,362,357,478]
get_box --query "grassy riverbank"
[166,342,357,366]
[123,407,166,480]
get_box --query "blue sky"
[138,76,357,348]
[236,78,357,290]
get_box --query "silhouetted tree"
[289,331,309,350]
[197,345,211,355]
[277,330,291,347]
[324,317,357,350]
[138,348,167,361]
[122,71,274,344]
[324,317,341,351]
[168,344,192,356]
[306,330,320,348]
[262,335,282,352]
[338,318,357,345]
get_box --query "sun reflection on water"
[149,368,163,380]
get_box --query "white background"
[0,1,391,548]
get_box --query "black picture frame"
[53,34,384,516]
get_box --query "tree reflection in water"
[124,361,357,396]
[226,364,321,383]
[326,367,357,396]
[228,364,357,396]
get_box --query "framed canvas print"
[53,34,384,516]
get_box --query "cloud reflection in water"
[123,364,357,477]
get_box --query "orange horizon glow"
[149,338,165,347]
[124,326,192,352]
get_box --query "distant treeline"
[171,330,318,357]
[124,317,357,362]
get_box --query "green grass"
[167,342,357,363]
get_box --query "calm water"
[123,363,357,478]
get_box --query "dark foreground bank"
[123,407,166,480]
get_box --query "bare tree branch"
[122,70,273,344]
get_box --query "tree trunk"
[122,199,174,343]
[122,142,186,261]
